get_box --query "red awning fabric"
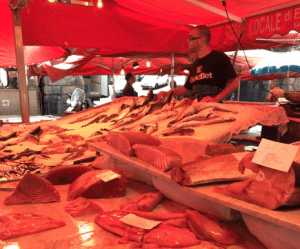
[0,1,66,68]
[29,56,192,80]
[19,0,300,53]
[1,0,300,68]
[240,69,300,81]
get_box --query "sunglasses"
[188,36,202,41]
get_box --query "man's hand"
[200,96,216,103]
[156,90,170,101]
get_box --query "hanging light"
[146,61,151,67]
[120,67,125,75]
[133,61,140,69]
[97,0,103,8]
[48,0,56,2]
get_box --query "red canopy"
[0,1,66,68]
[1,0,300,68]
[29,56,192,82]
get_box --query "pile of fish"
[0,90,240,184]
[0,164,243,248]
[94,208,240,247]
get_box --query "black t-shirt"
[184,50,237,99]
[122,82,137,97]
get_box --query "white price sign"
[252,139,299,172]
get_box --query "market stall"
[0,95,297,248]
[1,1,300,248]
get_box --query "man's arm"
[203,77,239,103]
[266,92,272,102]
[157,86,191,100]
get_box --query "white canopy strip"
[185,0,243,23]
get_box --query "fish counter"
[0,179,266,249]
[0,95,295,248]
[90,140,300,249]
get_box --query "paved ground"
[0,115,60,123]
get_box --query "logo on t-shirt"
[190,66,213,83]
[197,66,203,73]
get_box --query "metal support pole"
[12,9,30,123]
[237,75,241,101]
[287,71,290,91]
[170,53,175,89]
[111,58,116,99]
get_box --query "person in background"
[157,25,239,102]
[122,72,137,97]
[266,80,285,103]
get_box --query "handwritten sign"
[252,139,299,172]
[96,170,121,182]
[120,214,161,230]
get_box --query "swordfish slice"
[67,169,127,200]
[132,144,182,171]
[107,131,161,156]
[4,173,60,205]
[44,164,92,185]
[0,213,66,240]
[65,197,103,217]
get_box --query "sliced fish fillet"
[132,144,182,171]
[4,173,60,205]
[44,164,92,185]
[107,131,161,156]
[0,213,65,240]
[65,197,103,217]
[67,169,127,200]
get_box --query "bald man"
[157,25,239,102]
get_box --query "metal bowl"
[284,92,300,103]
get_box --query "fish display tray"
[90,141,300,248]
[90,140,243,221]
[0,179,266,249]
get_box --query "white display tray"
[90,141,300,249]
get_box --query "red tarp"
[29,56,192,82]
[0,1,66,68]
[1,0,300,68]
[112,0,300,50]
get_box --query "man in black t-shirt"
[122,72,137,97]
[157,25,238,102]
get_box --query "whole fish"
[173,117,236,130]
[172,107,217,126]
[174,98,199,122]
[126,110,178,130]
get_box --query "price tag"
[120,214,161,230]
[252,138,299,172]
[96,170,121,182]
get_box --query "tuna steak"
[0,213,65,240]
[44,164,92,185]
[120,191,164,211]
[95,210,146,242]
[107,131,161,156]
[132,144,182,171]
[65,197,103,217]
[186,210,239,245]
[67,169,127,200]
[4,173,60,205]
[143,225,201,247]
